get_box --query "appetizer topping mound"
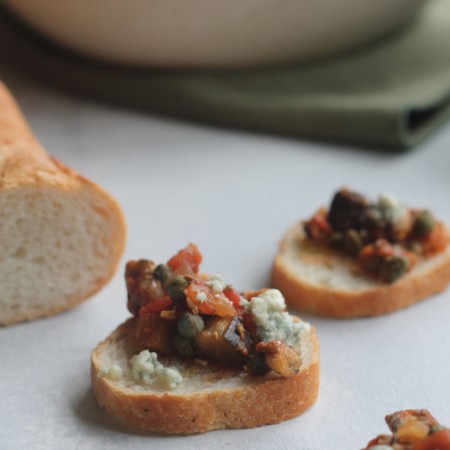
[363,409,450,450]
[304,189,447,283]
[123,243,310,386]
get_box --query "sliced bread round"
[272,224,450,318]
[91,317,319,434]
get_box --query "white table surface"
[1,64,450,450]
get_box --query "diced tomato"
[241,312,256,335]
[305,209,332,241]
[167,243,202,274]
[420,223,448,256]
[222,287,257,334]
[242,288,268,301]
[412,429,450,450]
[185,279,236,317]
[223,287,242,311]
[360,239,394,259]
[311,209,331,233]
[139,295,173,316]
[364,438,384,448]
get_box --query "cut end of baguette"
[0,82,126,326]
[0,183,125,326]
[272,224,450,318]
[91,318,319,434]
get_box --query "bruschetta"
[91,244,319,433]
[272,188,450,317]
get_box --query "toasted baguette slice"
[272,224,450,318]
[91,317,319,434]
[0,82,126,326]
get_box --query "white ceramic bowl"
[3,0,425,68]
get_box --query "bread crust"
[272,224,450,318]
[0,81,126,326]
[91,318,319,434]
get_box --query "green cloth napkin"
[0,0,449,149]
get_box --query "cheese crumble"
[98,364,123,381]
[378,193,410,232]
[205,274,226,293]
[247,289,310,348]
[195,291,207,303]
[130,350,183,390]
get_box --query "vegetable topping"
[363,410,450,450]
[125,244,310,378]
[304,189,447,283]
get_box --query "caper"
[244,352,270,376]
[413,210,435,236]
[165,276,188,303]
[379,256,408,283]
[153,264,170,283]
[173,334,195,358]
[177,313,205,338]
[342,229,363,256]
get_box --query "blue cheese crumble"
[98,364,123,381]
[130,350,183,390]
[195,291,207,303]
[246,289,310,347]
[377,193,410,232]
[205,274,226,293]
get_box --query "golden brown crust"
[91,319,319,434]
[0,81,126,326]
[272,224,450,318]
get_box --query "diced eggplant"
[328,189,368,231]
[224,316,255,357]
[244,352,270,376]
[256,341,301,378]
[173,334,195,358]
[132,314,176,355]
[386,410,439,433]
[125,259,165,315]
[194,316,247,366]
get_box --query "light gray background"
[1,65,449,450]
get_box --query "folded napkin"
[0,0,449,149]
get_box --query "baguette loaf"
[91,317,319,434]
[272,223,450,318]
[0,82,126,326]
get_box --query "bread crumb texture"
[0,184,125,325]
